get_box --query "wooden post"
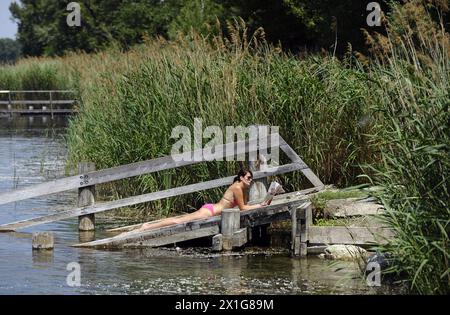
[78,162,96,231]
[7,91,12,116]
[299,205,309,257]
[249,125,269,202]
[79,231,96,243]
[221,208,240,251]
[212,234,223,251]
[32,232,54,250]
[49,91,54,119]
[249,125,270,242]
[292,203,311,257]
[291,206,300,256]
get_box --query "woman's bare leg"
[131,208,212,233]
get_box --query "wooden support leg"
[299,218,307,257]
[292,203,311,257]
[212,234,223,251]
[221,208,240,251]
[78,162,96,231]
[300,203,312,257]
[291,206,300,256]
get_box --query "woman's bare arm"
[233,187,264,211]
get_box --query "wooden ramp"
[0,134,317,206]
[0,132,324,232]
[0,165,312,232]
[73,199,309,249]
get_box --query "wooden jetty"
[0,90,77,117]
[0,129,393,255]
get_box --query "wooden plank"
[240,201,308,228]
[74,217,221,248]
[0,164,305,231]
[106,187,321,233]
[232,228,248,247]
[0,134,285,206]
[123,225,220,248]
[301,168,325,188]
[308,226,395,245]
[279,137,324,188]
[291,205,300,256]
[73,200,305,248]
[307,245,327,254]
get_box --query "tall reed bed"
[364,1,449,294]
[63,22,376,218]
[0,58,74,101]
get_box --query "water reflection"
[79,231,96,243]
[32,249,54,266]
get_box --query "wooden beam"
[279,137,324,188]
[0,164,306,232]
[106,187,322,233]
[77,162,96,231]
[123,225,220,248]
[73,200,306,249]
[73,217,221,248]
[308,226,395,245]
[239,201,308,228]
[221,208,240,251]
[232,228,248,247]
[0,134,282,206]
[291,204,300,256]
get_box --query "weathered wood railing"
[0,90,77,117]
[0,131,326,255]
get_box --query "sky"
[0,0,19,39]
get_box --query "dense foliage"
[0,38,21,64]
[8,0,398,56]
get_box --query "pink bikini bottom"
[202,203,215,216]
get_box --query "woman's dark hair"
[233,169,253,183]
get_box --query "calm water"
[0,116,391,295]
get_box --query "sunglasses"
[244,175,253,180]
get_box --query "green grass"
[0,58,73,96]
[314,217,353,226]
[311,189,368,215]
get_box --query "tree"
[0,38,22,64]
[222,0,391,54]
[168,0,225,38]
[9,0,183,56]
